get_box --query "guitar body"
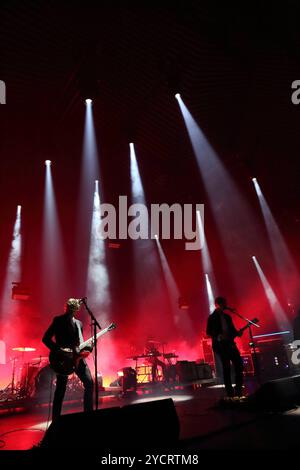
[213,318,259,354]
[48,322,116,375]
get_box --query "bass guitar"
[49,322,116,375]
[215,318,259,348]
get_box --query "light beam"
[252,256,291,331]
[252,177,299,302]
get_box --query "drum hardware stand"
[231,309,261,386]
[11,356,17,396]
[81,298,102,410]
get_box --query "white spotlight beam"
[130,143,145,204]
[252,256,291,330]
[1,206,22,312]
[80,99,100,198]
[87,181,110,317]
[155,237,193,334]
[252,178,299,301]
[176,95,260,286]
[86,181,114,381]
[196,211,216,314]
[42,163,66,309]
[77,99,102,290]
[205,273,215,313]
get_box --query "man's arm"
[78,321,93,352]
[42,319,58,351]
[206,316,213,337]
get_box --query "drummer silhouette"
[144,339,166,383]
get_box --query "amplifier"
[255,339,290,380]
[241,354,254,375]
[175,361,212,382]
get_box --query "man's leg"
[218,351,233,397]
[52,374,68,420]
[230,345,244,396]
[76,360,94,411]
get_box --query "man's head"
[65,298,81,315]
[215,296,227,310]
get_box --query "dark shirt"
[42,313,83,351]
[206,309,238,351]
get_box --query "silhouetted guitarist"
[206,296,244,398]
[42,298,93,420]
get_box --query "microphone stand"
[230,308,261,386]
[81,299,102,410]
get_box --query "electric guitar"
[237,317,259,336]
[49,322,116,375]
[216,318,259,346]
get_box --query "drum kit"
[1,346,85,401]
[5,346,50,399]
[127,340,178,384]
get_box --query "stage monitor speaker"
[248,375,300,411]
[41,398,179,449]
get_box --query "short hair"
[66,298,81,311]
[215,296,227,307]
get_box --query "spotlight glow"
[176,94,260,290]
[205,274,215,313]
[196,211,217,310]
[252,178,299,301]
[85,98,92,105]
[252,256,291,330]
[155,236,193,334]
[130,142,145,204]
[42,160,66,311]
[87,180,114,380]
[77,90,100,287]
[87,180,110,313]
[45,160,51,166]
[0,206,22,341]
[175,93,181,99]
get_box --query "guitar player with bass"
[42,298,94,420]
[206,296,258,399]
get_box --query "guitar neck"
[79,326,110,350]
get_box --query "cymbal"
[12,347,36,352]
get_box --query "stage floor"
[1,380,300,453]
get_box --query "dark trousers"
[215,342,244,397]
[52,359,93,420]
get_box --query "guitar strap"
[75,319,84,345]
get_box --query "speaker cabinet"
[41,398,179,449]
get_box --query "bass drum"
[34,364,55,398]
